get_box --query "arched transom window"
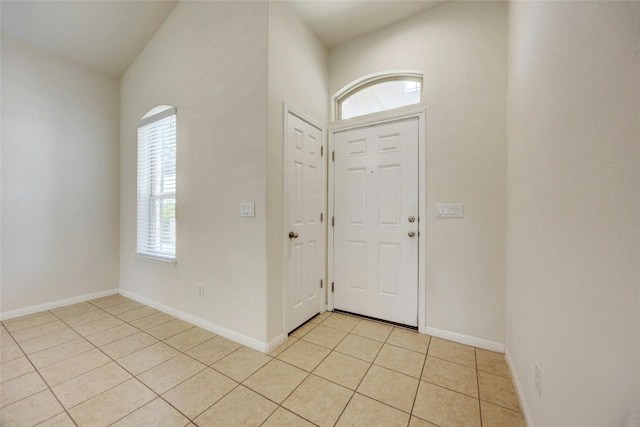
[335,72,423,120]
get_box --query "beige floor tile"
[386,328,430,353]
[51,362,132,408]
[422,356,478,397]
[302,325,348,349]
[481,400,526,427]
[38,412,77,426]
[476,348,511,377]
[212,346,272,382]
[0,389,63,426]
[427,337,476,368]
[116,306,160,322]
[283,374,353,427]
[0,328,15,348]
[268,336,298,357]
[307,311,332,324]
[147,319,195,340]
[277,339,330,372]
[164,326,216,352]
[321,313,360,332]
[409,416,439,427]
[0,371,48,407]
[62,309,112,328]
[39,348,111,386]
[89,294,131,309]
[111,397,190,427]
[357,365,419,412]
[68,378,156,427]
[85,323,139,347]
[262,406,315,427]
[100,332,158,359]
[413,381,481,427]
[337,393,410,427]
[4,312,58,332]
[1,342,24,363]
[117,342,180,376]
[73,315,124,337]
[20,329,81,354]
[102,300,143,315]
[374,343,426,378]
[51,302,100,320]
[1,356,35,383]
[12,320,70,343]
[195,385,277,427]
[162,368,237,418]
[290,321,317,338]
[244,359,308,403]
[28,338,95,369]
[350,320,393,342]
[478,370,521,412]
[313,351,370,390]
[138,354,206,394]
[335,334,383,362]
[130,312,176,331]
[186,335,241,365]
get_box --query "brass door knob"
[408,231,416,238]
[289,231,299,239]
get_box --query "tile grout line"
[1,314,80,426]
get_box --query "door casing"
[328,109,426,333]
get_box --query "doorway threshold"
[333,309,418,331]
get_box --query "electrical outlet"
[535,362,542,395]
[197,282,204,296]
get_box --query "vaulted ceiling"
[0,0,446,77]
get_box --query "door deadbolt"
[408,216,416,223]
[289,231,299,239]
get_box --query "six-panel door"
[333,117,419,326]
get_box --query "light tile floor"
[0,294,526,426]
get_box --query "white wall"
[506,2,640,426]
[119,2,270,342]
[329,1,508,344]
[266,1,328,340]
[1,36,120,313]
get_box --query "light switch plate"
[240,202,255,217]
[436,203,464,218]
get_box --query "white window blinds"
[136,107,177,260]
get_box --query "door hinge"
[331,282,334,293]
[321,146,324,156]
[320,279,323,289]
[332,151,335,162]
[320,213,323,222]
[331,216,334,227]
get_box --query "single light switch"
[436,203,464,218]
[240,202,255,217]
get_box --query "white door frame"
[282,104,328,334]
[328,108,426,334]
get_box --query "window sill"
[132,252,177,266]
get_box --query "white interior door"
[285,111,324,333]
[333,117,419,326]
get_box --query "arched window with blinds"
[136,105,177,262]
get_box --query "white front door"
[285,111,324,333]
[333,117,419,326]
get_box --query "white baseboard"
[119,290,272,353]
[266,333,287,353]
[505,347,535,427]
[424,326,505,353]
[0,289,119,321]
